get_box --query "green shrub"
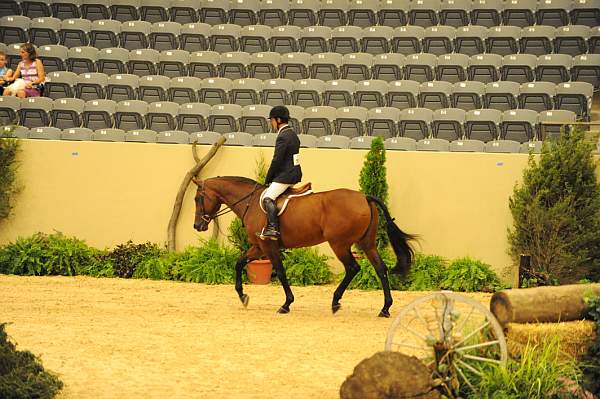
[358,136,389,249]
[442,257,503,292]
[98,241,164,278]
[347,248,404,290]
[582,294,600,395]
[281,247,333,286]
[465,337,582,399]
[0,233,97,276]
[179,239,241,284]
[227,217,251,255]
[405,254,447,291]
[0,323,63,399]
[508,128,600,285]
[133,256,169,280]
[0,127,20,221]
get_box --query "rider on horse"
[260,105,303,240]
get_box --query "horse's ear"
[191,178,201,186]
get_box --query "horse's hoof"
[277,306,290,314]
[378,310,390,318]
[240,294,249,307]
[332,303,342,314]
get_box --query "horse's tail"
[366,195,416,276]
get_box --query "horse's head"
[192,178,221,232]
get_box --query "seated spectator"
[3,43,45,98]
[0,51,13,88]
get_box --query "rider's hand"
[25,82,32,89]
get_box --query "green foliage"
[0,323,63,399]
[98,241,164,278]
[178,239,241,284]
[255,152,268,185]
[442,257,504,292]
[405,254,447,291]
[281,247,333,286]
[358,136,389,249]
[508,128,600,285]
[582,294,600,395]
[227,217,251,254]
[133,256,168,280]
[0,126,20,221]
[347,248,404,290]
[0,232,98,276]
[465,337,582,399]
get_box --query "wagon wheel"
[384,291,507,396]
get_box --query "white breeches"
[263,182,292,200]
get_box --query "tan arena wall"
[0,139,578,285]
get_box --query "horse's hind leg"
[330,243,360,314]
[364,247,393,318]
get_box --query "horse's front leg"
[235,255,249,307]
[267,247,294,314]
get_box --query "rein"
[197,181,259,225]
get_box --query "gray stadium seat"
[485,139,521,153]
[316,135,350,148]
[440,0,471,27]
[146,101,180,132]
[1,125,29,139]
[470,0,502,27]
[451,81,485,111]
[59,18,91,48]
[270,25,301,53]
[399,107,433,140]
[222,131,253,146]
[361,26,393,55]
[384,136,417,151]
[139,75,171,102]
[29,126,61,140]
[502,0,536,27]
[484,81,520,111]
[199,77,232,105]
[210,23,241,53]
[170,0,201,24]
[538,109,577,139]
[0,97,20,126]
[486,25,521,55]
[90,19,121,49]
[449,139,485,152]
[29,16,60,46]
[261,78,294,105]
[228,0,259,26]
[350,135,377,149]
[75,72,108,101]
[354,79,388,109]
[180,22,211,52]
[44,71,76,99]
[518,82,556,112]
[97,47,129,75]
[554,81,593,119]
[520,140,542,153]
[120,20,151,51]
[536,54,572,83]
[302,105,336,136]
[240,104,271,133]
[323,79,356,107]
[334,106,368,137]
[248,51,280,80]
[106,73,139,102]
[417,138,450,151]
[348,0,379,27]
[378,0,407,27]
[280,52,311,80]
[0,16,30,44]
[554,25,590,56]
[501,54,536,83]
[455,25,488,56]
[409,0,440,27]
[169,76,203,104]
[110,0,141,22]
[178,102,211,132]
[423,25,456,56]
[330,26,363,54]
[189,50,220,78]
[81,0,110,21]
[465,109,501,142]
[310,52,342,81]
[230,77,262,105]
[240,25,272,53]
[468,53,502,83]
[259,0,289,27]
[140,0,170,22]
[418,80,452,110]
[372,53,405,82]
[189,131,222,145]
[436,53,469,83]
[83,99,117,130]
[157,130,190,144]
[208,103,242,133]
[92,128,126,142]
[392,25,424,55]
[125,129,158,143]
[300,26,332,54]
[37,44,68,72]
[19,97,53,128]
[252,132,278,146]
[500,109,538,143]
[298,133,317,147]
[291,78,325,107]
[520,25,556,56]
[150,21,181,51]
[51,98,84,129]
[432,108,466,141]
[67,46,99,74]
[403,53,437,83]
[387,79,419,109]
[219,51,250,79]
[367,106,400,138]
[61,127,93,141]
[536,0,571,26]
[569,0,600,26]
[341,52,373,81]
[571,54,600,89]
[288,0,319,27]
[128,49,160,77]
[115,100,147,131]
[318,0,349,27]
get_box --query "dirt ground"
[0,276,490,399]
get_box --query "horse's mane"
[211,176,265,187]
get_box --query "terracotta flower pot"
[247,259,272,285]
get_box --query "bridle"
[196,181,260,226]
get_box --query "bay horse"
[192,176,415,317]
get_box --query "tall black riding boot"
[261,197,280,240]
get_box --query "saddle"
[259,183,313,216]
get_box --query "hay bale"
[505,320,596,360]
[340,352,440,399]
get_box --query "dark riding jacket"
[265,125,302,185]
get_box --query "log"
[167,137,226,252]
[490,284,600,325]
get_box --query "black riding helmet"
[269,105,290,122]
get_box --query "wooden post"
[490,284,600,325]
[167,137,226,252]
